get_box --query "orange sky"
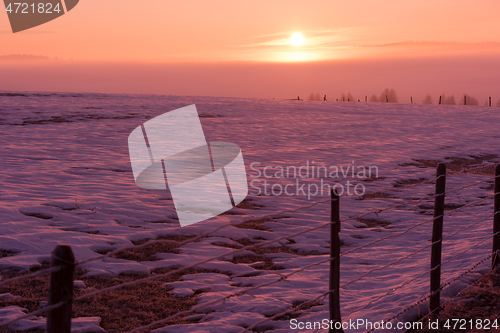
[2,0,500,62]
[1,0,499,99]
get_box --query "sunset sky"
[1,0,500,100]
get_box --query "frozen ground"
[0,91,499,332]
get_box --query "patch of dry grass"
[0,266,214,332]
[73,270,200,331]
[356,217,392,228]
[218,238,327,257]
[234,214,291,231]
[234,218,273,231]
[220,198,267,219]
[409,267,500,332]
[109,235,197,261]
[417,203,466,211]
[0,328,43,333]
[358,191,392,200]
[0,250,19,259]
[402,155,499,176]
[222,198,265,216]
[112,242,180,261]
[0,271,49,314]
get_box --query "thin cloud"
[358,40,500,48]
[237,29,354,50]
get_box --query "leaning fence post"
[439,96,442,105]
[329,189,343,333]
[47,245,74,333]
[492,165,500,269]
[430,163,446,313]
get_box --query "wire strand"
[0,301,66,327]
[0,265,64,289]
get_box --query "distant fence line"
[301,92,499,106]
[1,163,499,333]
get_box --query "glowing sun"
[290,33,304,46]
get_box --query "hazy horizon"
[1,53,499,103]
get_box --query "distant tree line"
[304,88,500,106]
[423,93,499,106]
[307,88,398,103]
[0,54,50,60]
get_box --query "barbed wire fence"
[0,162,499,332]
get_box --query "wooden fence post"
[489,97,492,107]
[411,97,413,104]
[330,189,343,333]
[430,163,446,313]
[47,245,74,333]
[439,96,442,105]
[464,95,467,105]
[493,165,500,269]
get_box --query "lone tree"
[441,94,456,105]
[422,94,433,104]
[308,92,321,101]
[379,88,398,103]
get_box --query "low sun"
[290,33,304,46]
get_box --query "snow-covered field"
[1,91,499,332]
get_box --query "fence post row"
[38,164,500,332]
[47,245,75,333]
[329,189,343,333]
[429,163,446,314]
[493,165,500,269]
